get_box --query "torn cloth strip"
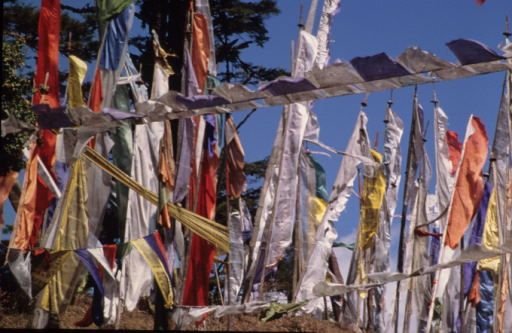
[315,0,342,69]
[263,30,318,272]
[369,107,403,331]
[120,123,160,311]
[296,112,369,315]
[431,106,461,268]
[265,102,311,268]
[244,31,318,294]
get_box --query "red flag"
[33,0,60,108]
[182,149,219,306]
[88,69,103,113]
[30,0,61,248]
[12,0,61,249]
[445,116,488,249]
[182,6,218,306]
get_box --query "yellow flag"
[309,196,327,227]
[36,159,88,314]
[131,238,174,308]
[359,150,386,250]
[67,55,87,108]
[478,189,500,273]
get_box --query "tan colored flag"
[225,117,245,199]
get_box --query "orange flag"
[9,148,38,250]
[445,116,488,249]
[191,12,210,93]
[0,171,19,226]
[12,0,60,250]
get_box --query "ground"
[0,290,354,332]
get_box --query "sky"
[230,0,511,277]
[3,1,512,280]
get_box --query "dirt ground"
[0,291,354,332]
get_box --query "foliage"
[1,0,100,175]
[211,0,289,84]
[3,0,100,63]
[1,33,34,175]
[133,0,288,88]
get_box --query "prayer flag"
[131,238,173,308]
[0,171,18,226]
[67,55,87,108]
[225,116,246,199]
[445,116,488,249]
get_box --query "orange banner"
[445,117,488,249]
[191,13,211,93]
[0,171,19,226]
[9,150,38,250]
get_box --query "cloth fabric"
[445,116,488,249]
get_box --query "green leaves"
[1,33,34,175]
[211,0,287,83]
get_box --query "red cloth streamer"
[182,151,219,306]
[14,0,61,250]
[89,69,103,113]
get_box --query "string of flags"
[2,0,512,331]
